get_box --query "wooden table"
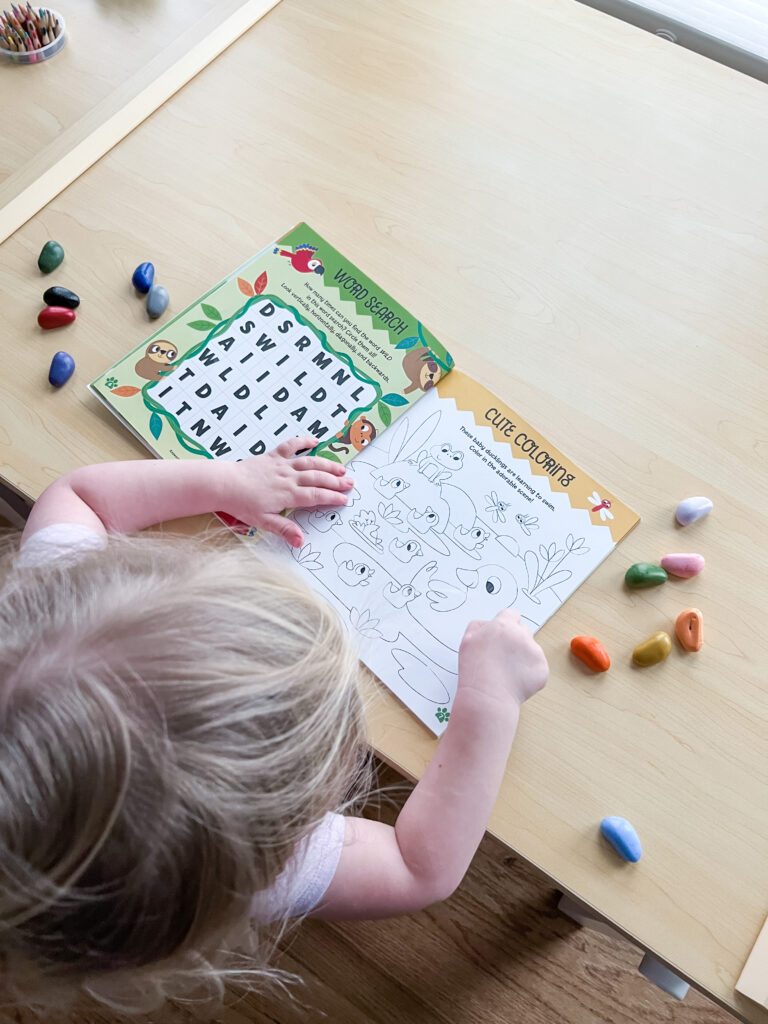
[1,0,766,1018]
[0,0,279,241]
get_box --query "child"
[0,437,548,1011]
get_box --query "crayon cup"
[0,7,65,63]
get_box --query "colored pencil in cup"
[0,5,61,49]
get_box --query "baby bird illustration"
[453,524,490,555]
[333,543,375,587]
[273,243,325,275]
[337,560,375,587]
[296,508,343,533]
[407,505,444,535]
[406,502,450,554]
[383,582,421,609]
[389,537,423,563]
[373,473,411,499]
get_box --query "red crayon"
[38,307,76,329]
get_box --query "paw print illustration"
[435,707,451,724]
[105,376,119,389]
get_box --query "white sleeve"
[250,812,346,922]
[17,523,107,568]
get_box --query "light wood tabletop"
[0,0,218,187]
[0,0,279,242]
[0,0,766,1018]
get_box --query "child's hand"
[318,608,549,920]
[458,609,548,707]
[226,437,354,546]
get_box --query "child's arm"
[312,610,548,918]
[22,437,353,548]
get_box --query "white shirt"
[17,523,345,920]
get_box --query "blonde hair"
[0,530,368,1013]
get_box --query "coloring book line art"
[291,412,597,629]
[288,536,461,692]
[290,502,545,659]
[350,403,594,606]
[276,386,624,733]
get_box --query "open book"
[92,223,638,734]
[91,223,452,465]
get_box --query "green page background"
[90,223,454,465]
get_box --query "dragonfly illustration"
[485,491,510,524]
[588,490,614,521]
[515,513,539,536]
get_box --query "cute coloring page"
[269,379,637,735]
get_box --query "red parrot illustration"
[272,243,325,275]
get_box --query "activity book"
[91,223,639,734]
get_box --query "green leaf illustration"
[395,335,419,350]
[377,401,392,427]
[418,321,454,371]
[149,412,163,440]
[381,393,408,406]
[201,303,222,321]
[317,450,342,464]
[187,320,216,331]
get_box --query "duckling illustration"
[383,582,421,608]
[453,524,490,557]
[372,472,411,499]
[406,503,450,555]
[296,508,344,533]
[389,537,423,563]
[338,560,375,587]
[333,542,376,587]
[407,505,443,535]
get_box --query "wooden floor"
[9,766,734,1024]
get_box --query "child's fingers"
[294,487,350,509]
[289,455,347,476]
[258,513,304,547]
[294,470,353,491]
[495,608,522,625]
[274,437,317,458]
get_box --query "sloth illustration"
[134,341,178,381]
[328,416,377,454]
[402,347,443,395]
